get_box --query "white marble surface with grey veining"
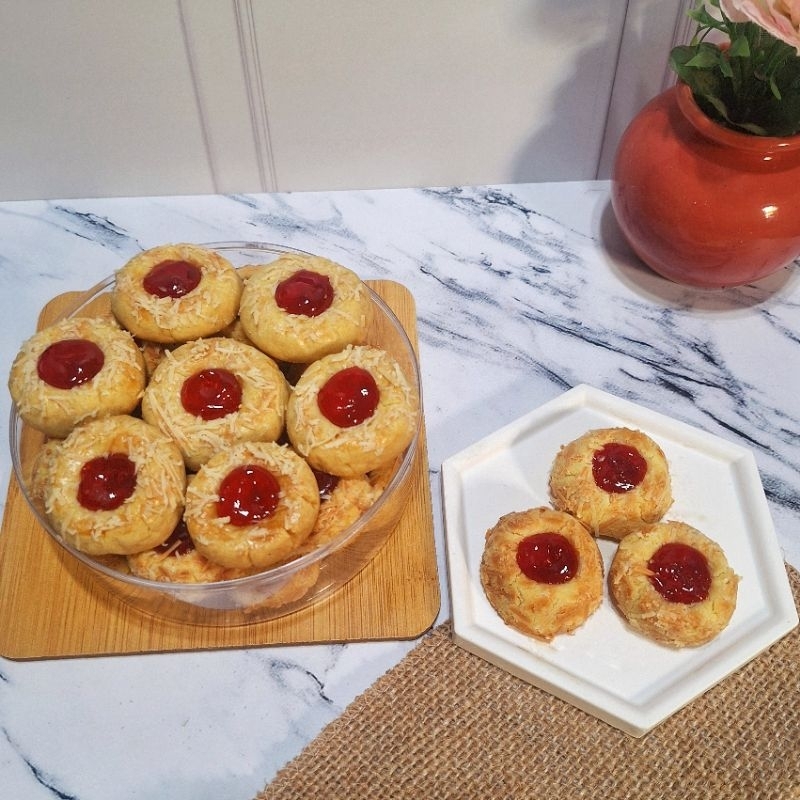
[0,181,798,799]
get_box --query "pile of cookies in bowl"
[8,243,421,624]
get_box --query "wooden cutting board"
[0,280,440,660]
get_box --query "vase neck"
[675,82,800,155]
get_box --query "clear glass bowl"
[9,242,421,626]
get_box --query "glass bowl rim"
[9,240,422,596]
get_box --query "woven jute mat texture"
[257,566,800,800]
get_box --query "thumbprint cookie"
[303,470,384,551]
[241,558,321,613]
[243,470,386,608]
[549,427,673,540]
[238,254,371,363]
[126,519,256,583]
[141,337,289,471]
[609,521,739,647]
[286,345,418,478]
[43,415,186,556]
[480,507,604,642]
[8,316,146,438]
[111,243,242,343]
[237,471,384,611]
[28,438,64,506]
[184,441,320,570]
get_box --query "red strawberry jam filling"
[143,260,201,298]
[516,532,578,584]
[77,453,137,511]
[181,368,242,420]
[275,269,334,317]
[216,464,280,526]
[317,366,379,428]
[155,519,195,556]
[312,468,340,500]
[647,542,711,604]
[37,339,104,389]
[592,442,647,493]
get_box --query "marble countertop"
[1,181,798,800]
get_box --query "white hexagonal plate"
[442,384,797,737]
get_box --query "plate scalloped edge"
[441,383,799,737]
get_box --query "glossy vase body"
[612,83,800,288]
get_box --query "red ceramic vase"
[611,82,800,288]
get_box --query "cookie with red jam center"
[286,344,418,478]
[549,427,673,540]
[480,507,604,642]
[609,520,739,647]
[184,441,319,570]
[8,316,146,438]
[111,243,242,344]
[238,254,371,363]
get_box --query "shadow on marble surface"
[597,199,797,312]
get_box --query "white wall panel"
[245,0,628,190]
[178,0,272,193]
[597,0,696,177]
[0,0,214,201]
[0,1,688,201]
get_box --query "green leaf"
[701,92,734,123]
[728,36,750,58]
[689,5,724,29]
[685,49,721,69]
[669,46,703,83]
[734,120,770,135]
[669,6,800,136]
[670,45,696,66]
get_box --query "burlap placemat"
[257,567,800,800]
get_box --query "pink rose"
[720,0,800,52]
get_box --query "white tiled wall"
[0,0,690,201]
